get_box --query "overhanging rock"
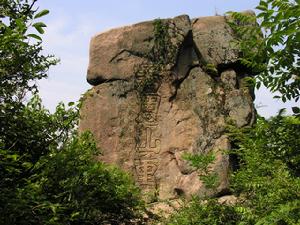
[79,13,256,201]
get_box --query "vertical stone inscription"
[135,94,161,191]
[133,18,175,193]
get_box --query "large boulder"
[87,15,191,85]
[79,13,256,201]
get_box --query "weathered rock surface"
[192,16,239,67]
[87,15,191,85]
[80,13,256,201]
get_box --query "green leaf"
[282,96,286,102]
[28,33,42,41]
[256,81,261,89]
[22,162,33,169]
[256,5,268,11]
[33,22,47,28]
[34,9,50,19]
[10,154,19,161]
[33,22,47,34]
[50,204,57,213]
[260,0,268,7]
[292,107,300,114]
[71,212,80,218]
[15,18,26,31]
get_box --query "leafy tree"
[0,0,61,177]
[0,0,57,104]
[0,1,144,224]
[1,1,61,217]
[229,0,300,106]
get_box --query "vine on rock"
[134,18,179,97]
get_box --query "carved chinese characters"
[135,94,161,192]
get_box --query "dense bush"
[228,115,300,224]
[168,199,241,225]
[0,97,143,225]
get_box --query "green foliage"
[0,96,79,211]
[152,19,177,64]
[183,152,215,172]
[1,2,64,217]
[203,63,218,77]
[230,114,300,177]
[1,130,142,225]
[183,152,219,190]
[167,199,240,225]
[1,1,144,224]
[167,115,300,224]
[165,4,300,215]
[1,95,78,164]
[134,18,178,96]
[227,115,300,224]
[0,97,143,225]
[228,0,300,103]
[0,0,58,104]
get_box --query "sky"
[35,0,296,117]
